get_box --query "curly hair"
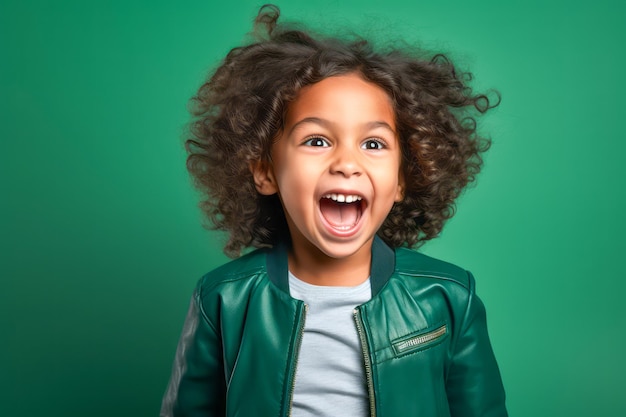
[186,5,498,257]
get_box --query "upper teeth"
[323,193,362,203]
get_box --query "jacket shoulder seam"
[393,248,471,290]
[395,270,471,291]
[200,266,264,288]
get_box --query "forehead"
[284,73,396,130]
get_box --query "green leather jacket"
[161,237,507,417]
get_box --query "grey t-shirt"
[288,272,372,417]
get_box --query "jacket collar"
[265,235,396,297]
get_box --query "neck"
[287,240,372,287]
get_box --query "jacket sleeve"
[446,272,508,417]
[160,286,226,417]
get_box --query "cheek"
[376,163,402,189]
[275,167,314,206]
[278,159,317,189]
[380,173,404,204]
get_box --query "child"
[162,5,507,417]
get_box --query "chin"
[314,237,373,260]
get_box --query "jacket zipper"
[287,303,307,417]
[394,324,447,353]
[354,307,376,417]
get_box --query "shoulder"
[196,247,270,296]
[393,247,474,291]
[387,249,484,343]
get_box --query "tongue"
[320,199,360,228]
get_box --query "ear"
[394,173,405,202]
[249,160,279,195]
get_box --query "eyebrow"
[287,117,397,136]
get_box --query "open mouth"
[319,193,365,231]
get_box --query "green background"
[2,0,625,416]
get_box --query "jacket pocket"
[391,323,448,357]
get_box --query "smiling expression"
[252,73,404,275]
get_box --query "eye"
[361,139,386,150]
[303,136,330,147]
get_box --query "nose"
[329,144,362,178]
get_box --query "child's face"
[253,73,404,263]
